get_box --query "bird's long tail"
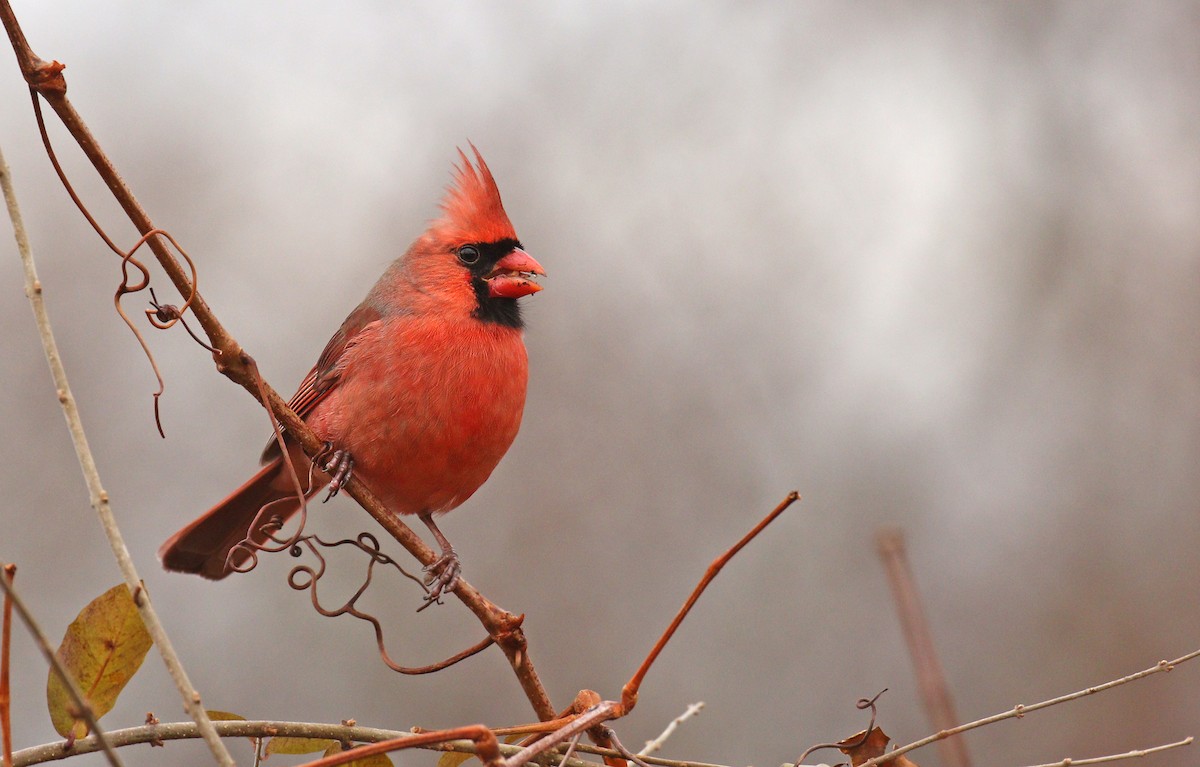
[159,455,314,580]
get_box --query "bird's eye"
[457,245,481,265]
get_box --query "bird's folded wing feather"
[260,302,384,463]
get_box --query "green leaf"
[46,584,152,739]
[266,736,337,755]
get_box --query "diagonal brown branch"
[621,491,800,714]
[876,528,970,767]
[0,0,554,722]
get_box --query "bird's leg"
[419,512,461,608]
[316,442,355,502]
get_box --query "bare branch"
[1020,737,1193,767]
[854,649,1200,767]
[0,140,234,767]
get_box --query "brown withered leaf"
[323,741,394,766]
[838,727,920,767]
[45,583,152,739]
[265,736,337,755]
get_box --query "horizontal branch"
[10,720,732,767]
[1021,736,1193,767]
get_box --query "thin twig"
[0,140,235,767]
[1,564,14,767]
[876,529,970,767]
[0,3,558,721]
[1020,736,1193,767]
[854,649,1200,767]
[621,492,800,714]
[0,570,122,767]
[293,727,502,767]
[557,733,583,767]
[639,702,704,756]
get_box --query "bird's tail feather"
[159,455,313,580]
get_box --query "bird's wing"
[260,302,383,463]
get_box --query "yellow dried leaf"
[266,736,337,755]
[436,749,476,767]
[320,742,394,766]
[45,584,152,739]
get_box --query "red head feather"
[432,145,519,245]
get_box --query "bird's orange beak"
[486,248,545,299]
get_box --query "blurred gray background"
[2,3,1198,766]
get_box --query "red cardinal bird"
[159,147,544,604]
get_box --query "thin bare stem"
[1,564,14,767]
[293,727,502,767]
[557,733,583,767]
[1020,737,1193,767]
[876,529,970,767]
[639,702,704,756]
[0,570,122,767]
[622,492,800,714]
[0,3,556,721]
[854,649,1200,767]
[0,141,235,767]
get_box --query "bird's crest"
[433,145,518,244]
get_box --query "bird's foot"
[418,549,461,611]
[317,443,355,501]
